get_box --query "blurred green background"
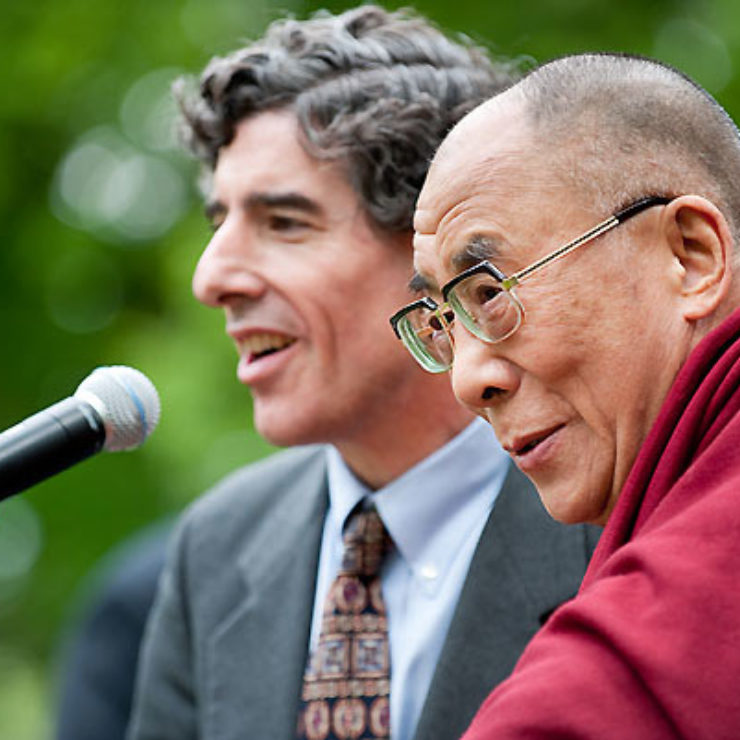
[0,0,737,736]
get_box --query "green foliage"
[1,0,738,735]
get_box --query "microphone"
[0,366,161,502]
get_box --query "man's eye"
[205,208,226,232]
[473,283,501,305]
[268,215,308,232]
[428,311,453,332]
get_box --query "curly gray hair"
[176,5,516,231]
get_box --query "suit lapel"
[413,463,591,740]
[205,454,329,740]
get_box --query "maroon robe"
[463,308,740,739]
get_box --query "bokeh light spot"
[0,497,43,595]
[120,67,184,152]
[50,126,189,245]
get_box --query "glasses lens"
[396,307,453,373]
[448,272,522,343]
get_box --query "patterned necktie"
[297,504,392,739]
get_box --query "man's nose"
[192,221,266,308]
[450,328,520,415]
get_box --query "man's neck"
[334,401,474,490]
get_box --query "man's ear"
[662,195,734,321]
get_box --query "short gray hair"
[514,53,740,238]
[176,5,516,231]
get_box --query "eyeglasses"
[390,196,672,373]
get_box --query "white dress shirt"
[311,418,509,740]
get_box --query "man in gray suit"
[128,7,597,740]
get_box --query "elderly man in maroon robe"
[391,52,740,739]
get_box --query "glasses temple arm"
[502,196,672,289]
[503,215,620,289]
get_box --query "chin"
[253,405,329,449]
[254,419,306,448]
[538,485,606,525]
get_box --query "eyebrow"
[204,191,323,221]
[451,234,501,271]
[408,233,503,295]
[408,271,436,294]
[247,192,322,214]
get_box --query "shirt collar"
[326,418,510,594]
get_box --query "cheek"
[318,282,410,371]
[517,286,630,418]
[516,289,587,371]
[521,273,634,356]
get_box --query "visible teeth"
[238,332,295,358]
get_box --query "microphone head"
[74,366,161,451]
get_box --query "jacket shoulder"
[175,445,327,561]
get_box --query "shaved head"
[508,54,740,239]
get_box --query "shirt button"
[420,564,438,581]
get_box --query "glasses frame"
[391,195,672,372]
[390,296,455,373]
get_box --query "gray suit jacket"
[128,446,598,740]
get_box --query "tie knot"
[341,505,391,578]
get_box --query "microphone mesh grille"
[74,366,161,451]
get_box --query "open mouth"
[513,424,564,457]
[517,437,546,455]
[238,332,297,362]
